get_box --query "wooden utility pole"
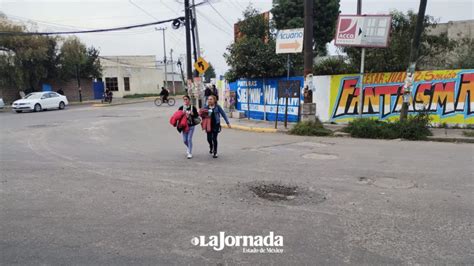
[184,0,193,84]
[301,0,316,122]
[400,0,428,121]
[357,0,365,118]
[303,0,313,78]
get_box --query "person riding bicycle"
[160,87,169,103]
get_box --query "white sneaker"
[187,153,193,159]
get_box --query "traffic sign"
[276,28,304,54]
[194,57,209,74]
[334,15,391,48]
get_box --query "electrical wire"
[195,9,233,37]
[0,17,184,36]
[207,1,233,28]
[4,14,160,37]
[128,0,183,46]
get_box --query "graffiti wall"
[229,77,304,122]
[329,69,474,125]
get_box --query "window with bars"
[124,77,130,91]
[105,77,118,91]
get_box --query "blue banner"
[229,77,304,122]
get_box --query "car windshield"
[24,93,44,99]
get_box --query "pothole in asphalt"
[243,181,327,205]
[357,176,374,185]
[302,153,338,160]
[293,142,329,148]
[357,176,415,189]
[28,124,59,128]
[249,183,298,201]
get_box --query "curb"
[69,101,99,106]
[427,137,474,144]
[91,99,153,107]
[222,124,278,133]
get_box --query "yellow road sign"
[194,57,209,74]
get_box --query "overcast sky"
[1,0,473,75]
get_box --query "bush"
[463,131,474,137]
[397,112,432,140]
[289,119,333,136]
[342,113,432,140]
[313,56,357,75]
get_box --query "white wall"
[101,56,164,98]
[313,75,331,122]
[102,65,164,98]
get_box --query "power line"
[229,0,245,12]
[128,0,183,45]
[195,9,233,37]
[207,1,234,28]
[0,17,183,36]
[4,13,159,37]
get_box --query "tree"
[58,36,101,81]
[203,62,216,82]
[272,0,340,56]
[313,56,357,75]
[0,14,59,92]
[224,6,286,81]
[450,37,474,69]
[0,14,101,97]
[343,11,456,73]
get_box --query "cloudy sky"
[1,0,473,75]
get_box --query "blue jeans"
[182,126,195,153]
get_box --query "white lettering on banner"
[235,80,303,117]
[237,88,261,104]
[237,80,258,87]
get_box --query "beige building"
[100,55,183,98]
[429,19,474,40]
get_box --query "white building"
[100,55,183,98]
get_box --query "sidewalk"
[89,97,154,107]
[427,128,474,143]
[224,117,295,133]
[224,116,474,143]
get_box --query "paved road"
[1,102,473,265]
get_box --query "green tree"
[0,14,59,91]
[203,62,216,82]
[313,56,357,75]
[224,6,286,81]
[272,0,340,56]
[58,36,101,81]
[343,11,456,73]
[450,37,474,69]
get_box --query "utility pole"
[301,0,315,122]
[156,27,168,90]
[400,0,428,121]
[357,0,365,118]
[184,0,193,97]
[192,0,204,107]
[303,0,313,78]
[170,49,176,95]
[76,65,82,102]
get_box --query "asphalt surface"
[1,102,473,265]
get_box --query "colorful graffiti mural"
[229,77,304,122]
[329,69,474,125]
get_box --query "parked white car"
[0,98,4,109]
[12,92,68,113]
